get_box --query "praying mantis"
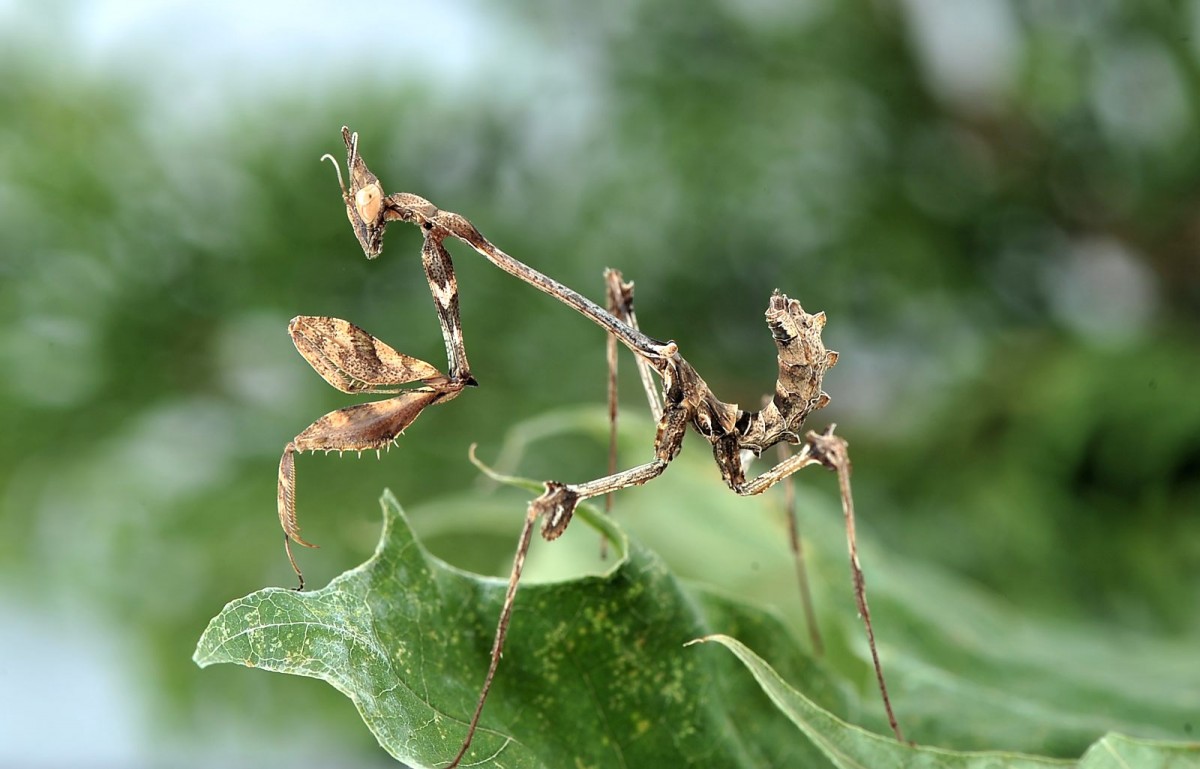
[276,126,902,767]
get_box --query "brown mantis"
[277,126,903,767]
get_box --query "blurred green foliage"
[1,0,1197,763]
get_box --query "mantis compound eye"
[355,183,383,224]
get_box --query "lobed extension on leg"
[277,316,466,588]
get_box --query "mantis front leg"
[277,316,466,588]
[420,233,475,387]
[277,209,476,588]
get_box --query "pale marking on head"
[355,184,383,224]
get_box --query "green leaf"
[699,634,1200,769]
[194,490,847,768]
[196,408,1200,767]
[480,408,1200,755]
[1077,734,1200,769]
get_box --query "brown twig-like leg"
[604,269,662,420]
[734,427,902,742]
[811,430,902,743]
[602,274,621,560]
[599,270,664,559]
[779,443,824,656]
[445,403,686,766]
[425,210,676,366]
[529,389,689,540]
[446,493,540,769]
[531,458,671,536]
[445,454,672,767]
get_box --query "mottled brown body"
[282,127,904,767]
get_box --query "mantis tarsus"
[276,126,903,767]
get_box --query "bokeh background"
[2,0,1198,766]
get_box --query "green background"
[2,1,1197,765]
